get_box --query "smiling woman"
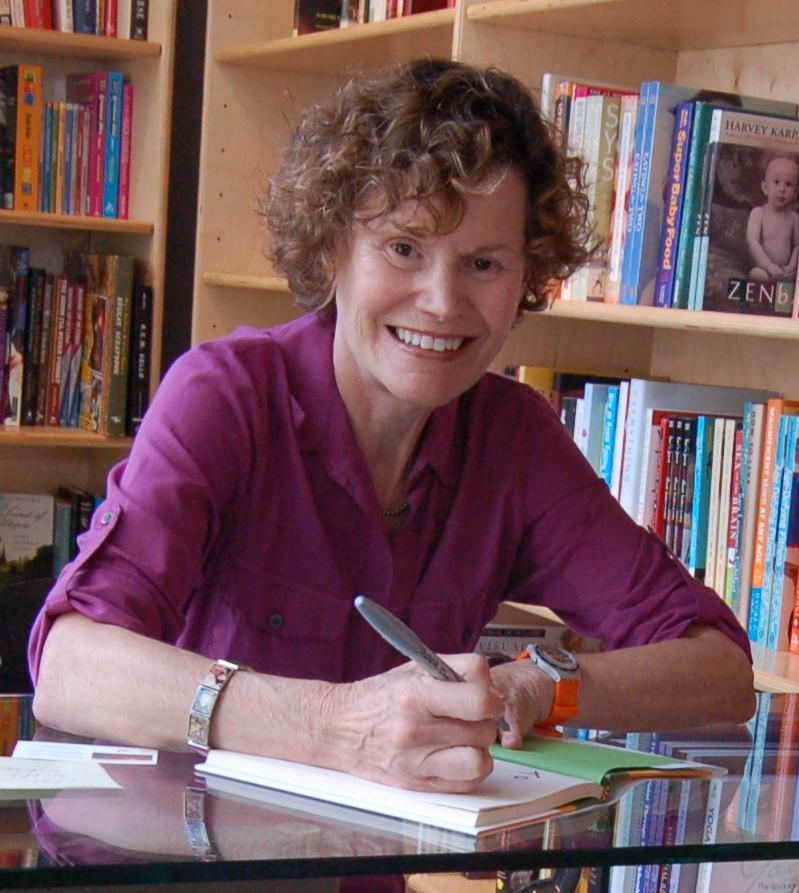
[29,58,755,893]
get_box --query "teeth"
[394,327,464,353]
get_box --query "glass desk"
[1,692,799,892]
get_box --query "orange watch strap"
[541,677,579,726]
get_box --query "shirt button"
[100,511,114,525]
[268,613,285,628]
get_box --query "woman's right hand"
[322,654,504,793]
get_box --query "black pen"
[354,594,510,731]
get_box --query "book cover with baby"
[699,110,799,315]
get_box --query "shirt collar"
[282,309,461,491]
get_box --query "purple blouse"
[28,311,751,682]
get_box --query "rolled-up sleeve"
[27,338,262,682]
[503,395,752,661]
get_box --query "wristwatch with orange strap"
[517,643,581,732]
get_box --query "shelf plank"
[0,426,131,448]
[0,208,153,234]
[0,24,161,60]
[752,644,799,694]
[214,10,456,74]
[202,272,290,292]
[201,272,799,341]
[467,0,799,52]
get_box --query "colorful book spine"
[605,93,638,304]
[117,81,133,220]
[38,101,52,213]
[73,0,96,33]
[653,101,694,308]
[767,415,799,650]
[102,71,123,218]
[598,383,619,485]
[13,63,42,212]
[725,424,744,614]
[44,274,68,426]
[757,413,791,645]
[130,0,147,39]
[619,81,652,305]
[671,102,714,309]
[66,71,107,217]
[688,415,715,578]
[2,246,30,427]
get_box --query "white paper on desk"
[13,741,158,766]
[0,756,121,792]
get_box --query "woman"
[29,58,754,797]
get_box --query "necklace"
[381,500,410,517]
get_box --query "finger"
[415,744,494,788]
[419,675,505,726]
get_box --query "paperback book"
[197,735,720,836]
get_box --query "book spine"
[634,407,658,526]
[0,0,12,24]
[116,0,131,37]
[2,247,30,426]
[609,379,629,500]
[54,101,66,215]
[619,82,652,305]
[73,0,95,33]
[0,66,17,210]
[674,417,696,561]
[621,81,660,305]
[693,775,724,893]
[13,63,41,212]
[688,139,721,312]
[44,274,67,426]
[19,266,42,425]
[117,81,132,219]
[62,102,75,215]
[704,418,726,594]
[52,0,73,30]
[125,281,152,436]
[725,424,744,613]
[766,416,799,650]
[129,0,146,38]
[713,417,737,600]
[749,399,784,640]
[605,93,638,304]
[756,414,790,645]
[653,101,693,308]
[34,271,53,425]
[38,101,51,213]
[104,0,117,36]
[102,71,123,217]
[671,102,713,309]
[598,384,619,485]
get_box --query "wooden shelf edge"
[0,427,131,448]
[214,9,456,67]
[202,272,291,292]
[751,644,799,693]
[545,299,799,340]
[0,24,161,59]
[0,209,153,234]
[200,275,799,339]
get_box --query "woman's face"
[332,169,528,418]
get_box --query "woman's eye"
[472,257,499,273]
[390,241,415,258]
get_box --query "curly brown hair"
[261,57,592,312]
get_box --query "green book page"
[490,735,703,785]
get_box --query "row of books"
[0,64,133,219]
[545,72,799,317]
[509,366,799,654]
[0,486,101,588]
[293,0,452,34]
[0,0,148,39]
[0,246,153,437]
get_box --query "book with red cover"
[65,71,108,217]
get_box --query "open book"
[196,735,722,836]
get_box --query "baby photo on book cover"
[704,144,799,316]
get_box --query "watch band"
[517,644,580,732]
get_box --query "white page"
[0,756,120,792]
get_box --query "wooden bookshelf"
[193,0,799,690]
[0,24,161,60]
[1,5,176,495]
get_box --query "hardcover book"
[0,492,54,585]
[696,110,799,315]
[65,71,108,217]
[11,64,42,213]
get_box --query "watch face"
[534,644,579,672]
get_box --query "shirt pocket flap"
[221,566,351,643]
